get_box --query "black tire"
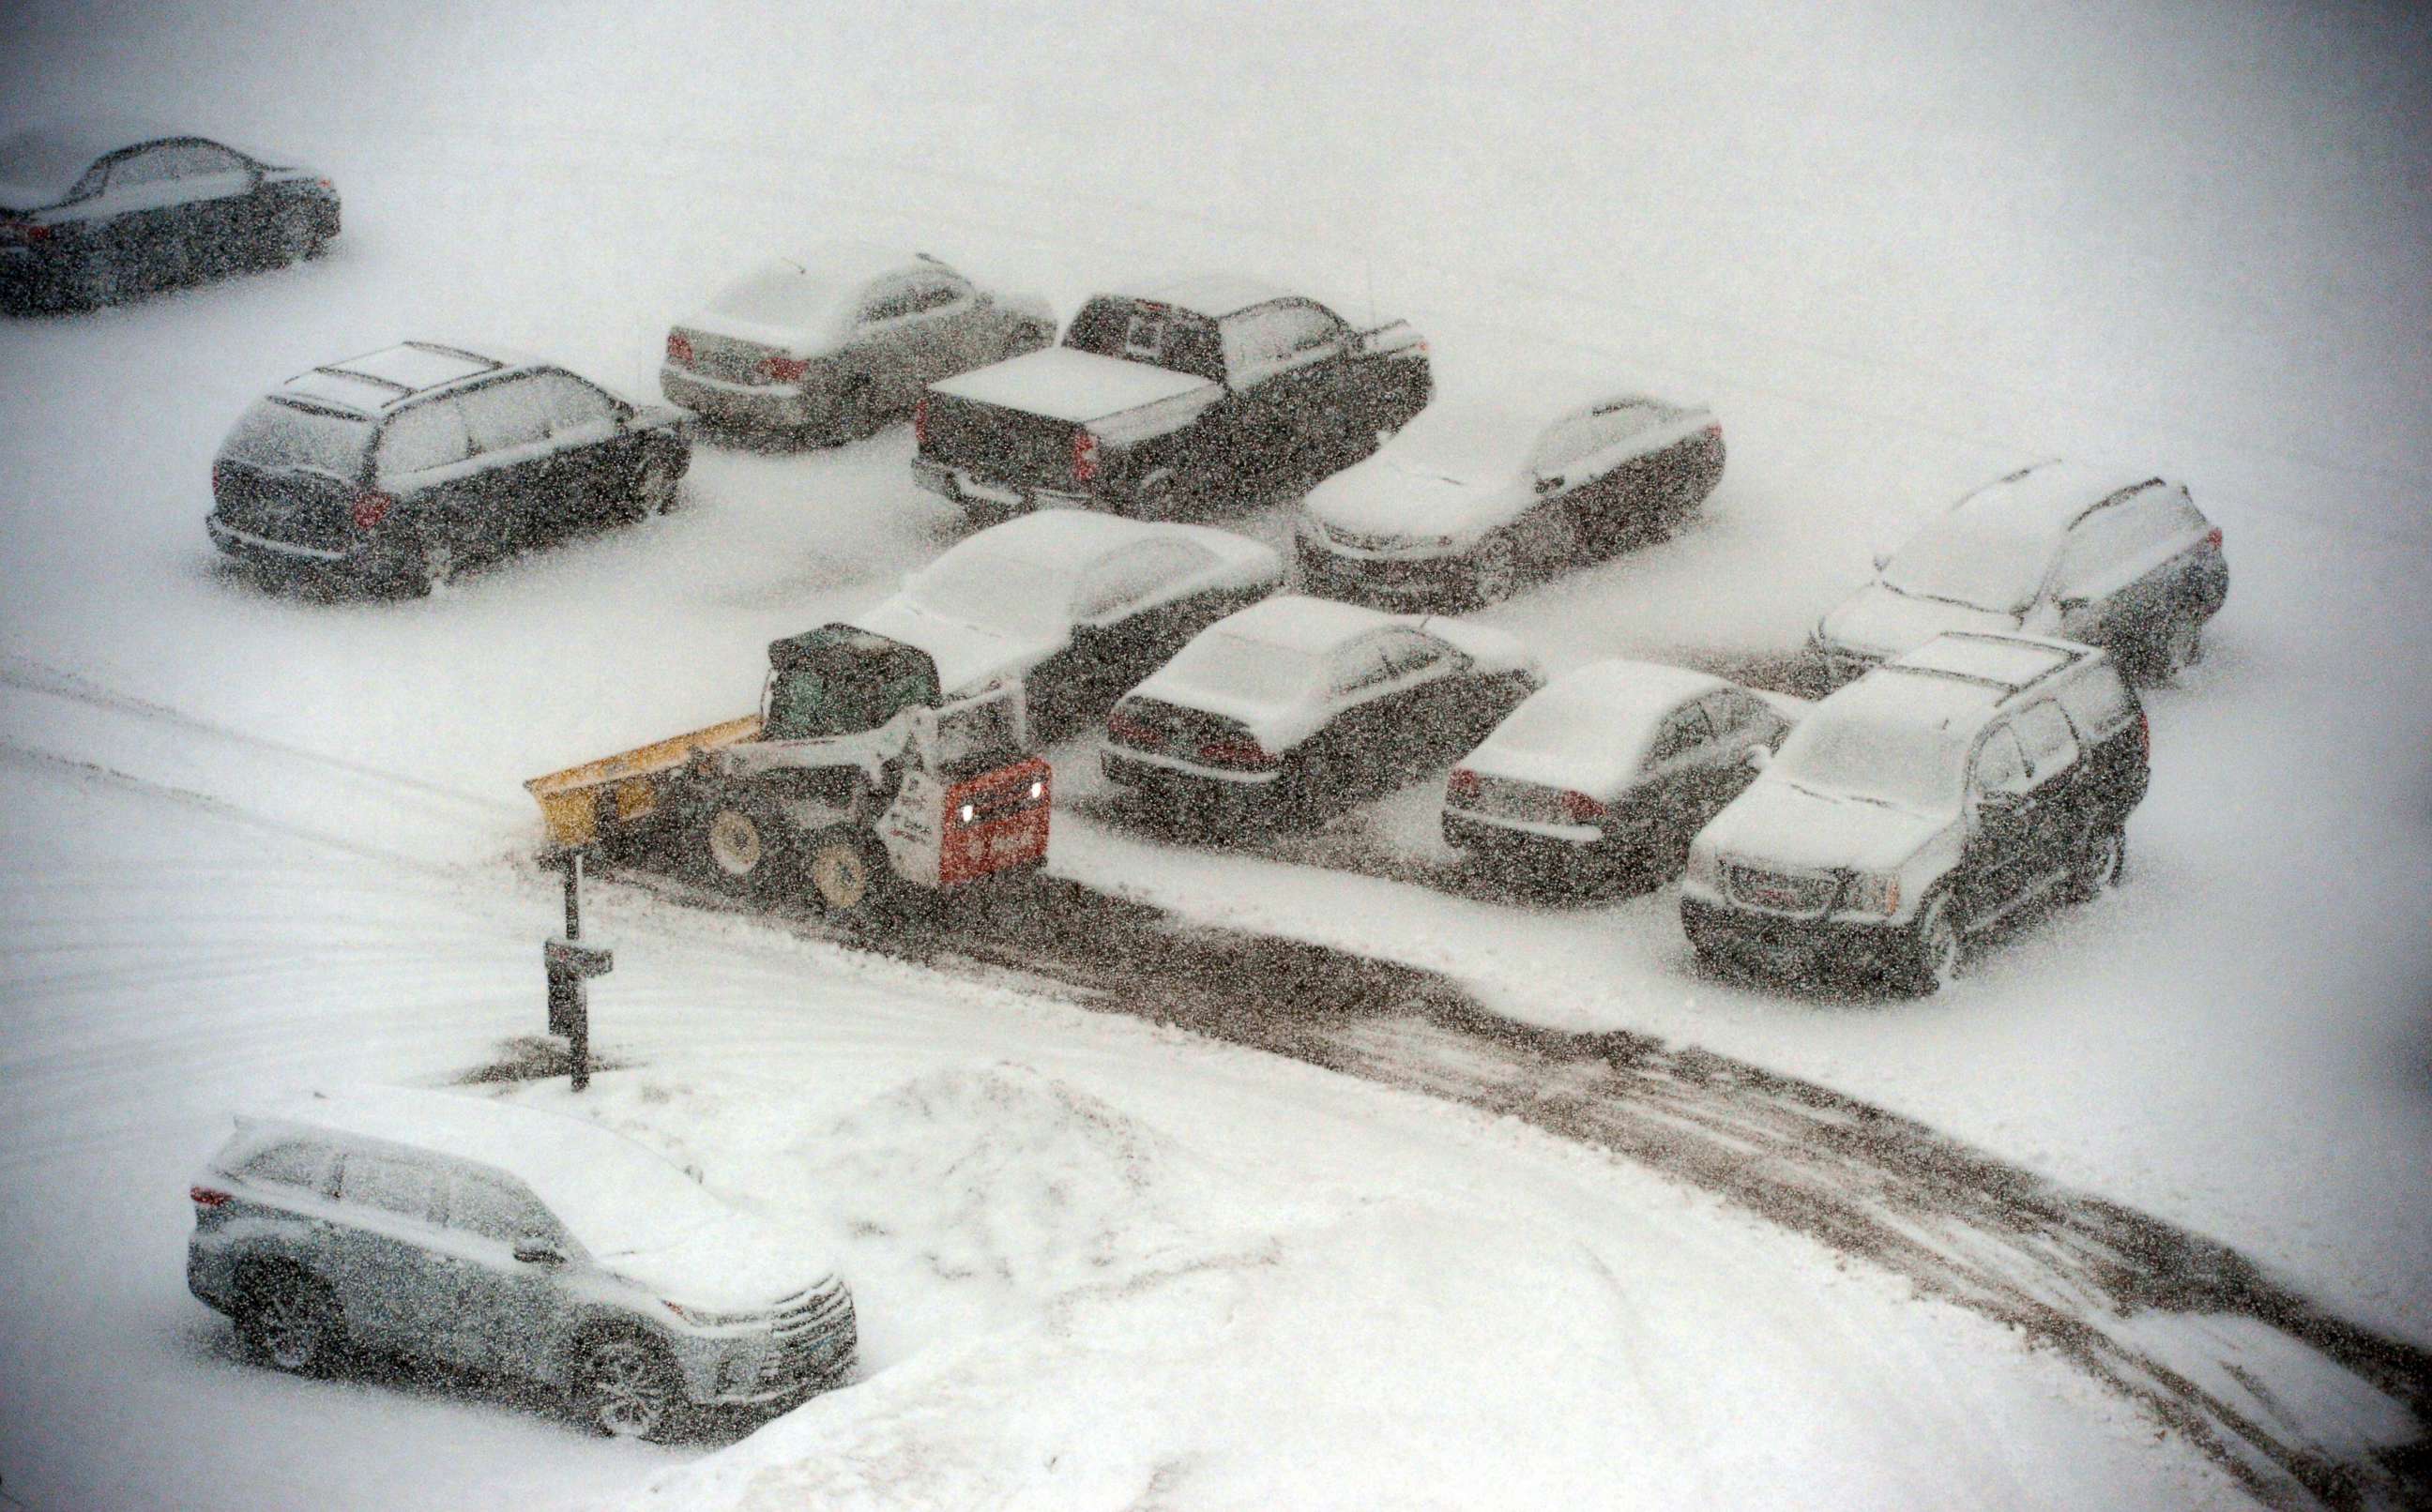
[572,1330,686,1442]
[693,795,795,896]
[624,455,679,520]
[1131,470,1181,522]
[273,209,321,266]
[829,377,878,444]
[236,1266,342,1376]
[2060,824,2125,905]
[399,540,454,597]
[68,246,124,310]
[1903,896,1963,996]
[1464,535,1520,609]
[2153,616,2203,682]
[802,824,889,916]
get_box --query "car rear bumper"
[912,457,1095,521]
[206,516,376,571]
[1102,749,1281,817]
[661,368,818,430]
[1680,896,1909,980]
[1442,810,1623,872]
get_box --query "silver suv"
[187,1085,855,1440]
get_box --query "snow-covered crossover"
[1299,383,1725,607]
[0,118,339,310]
[1814,461,2228,685]
[1444,661,1790,887]
[660,242,1053,439]
[912,275,1431,521]
[853,510,1283,731]
[206,340,690,595]
[1102,594,1542,824]
[186,1086,856,1442]
[1682,631,2148,993]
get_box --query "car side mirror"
[513,1239,567,1268]
[2055,596,2090,614]
[1533,474,1563,497]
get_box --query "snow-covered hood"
[1816,582,2021,660]
[930,346,1218,426]
[597,1209,837,1313]
[852,600,1056,697]
[1304,454,1528,545]
[1698,776,1953,875]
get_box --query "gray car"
[187,1085,856,1441]
[661,241,1054,440]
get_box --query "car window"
[1330,636,1399,697]
[1646,703,1716,767]
[234,1139,336,1192]
[1528,409,1639,475]
[167,142,248,178]
[338,1154,441,1223]
[104,146,180,191]
[223,398,372,476]
[1700,690,1758,737]
[1072,539,1212,620]
[1220,302,1341,382]
[858,281,925,325]
[2012,700,2079,781]
[528,371,621,438]
[2054,493,2184,598]
[376,400,473,476]
[446,1173,562,1245]
[1972,725,2030,795]
[1375,628,1452,681]
[457,378,552,454]
[898,274,967,315]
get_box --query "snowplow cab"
[761,624,941,742]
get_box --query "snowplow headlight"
[958,803,976,824]
[1027,779,1043,801]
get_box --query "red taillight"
[2,219,53,244]
[1106,712,1162,748]
[1072,428,1100,484]
[665,332,693,367]
[210,462,228,494]
[2203,525,2223,551]
[190,1186,231,1208]
[350,490,394,531]
[1448,768,1481,802]
[1197,737,1274,769]
[1702,422,1723,441]
[913,395,930,447]
[315,177,334,191]
[1561,790,1609,822]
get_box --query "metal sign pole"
[544,851,611,1094]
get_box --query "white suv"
[186,1085,855,1440]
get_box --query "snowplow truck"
[526,624,1052,915]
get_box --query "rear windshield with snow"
[1063,298,1225,384]
[709,269,850,331]
[219,398,372,477]
[1484,687,1622,758]
[1163,631,1322,706]
[905,545,1077,640]
[1771,708,1968,813]
[1882,512,2053,614]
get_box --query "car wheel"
[574,1331,685,1442]
[1906,896,1962,995]
[829,377,878,444]
[403,542,456,597]
[805,825,888,915]
[236,1267,342,1375]
[2060,824,2125,905]
[1132,470,1180,522]
[2155,617,2203,681]
[697,798,792,894]
[1467,535,1519,608]
[273,211,320,265]
[631,457,679,518]
[68,247,123,309]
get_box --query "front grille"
[1458,777,1572,825]
[761,1278,856,1387]
[1726,863,1836,915]
[1322,522,1415,553]
[676,328,776,385]
[921,396,1076,491]
[212,465,357,551]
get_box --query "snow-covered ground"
[1,1,2427,1507]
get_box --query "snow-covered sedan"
[1296,382,1725,607]
[0,119,340,310]
[661,242,1055,440]
[187,1085,856,1441]
[851,510,1284,733]
[1813,461,2228,685]
[1102,595,1542,824]
[1442,661,1792,888]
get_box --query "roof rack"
[403,340,503,371]
[309,365,413,397]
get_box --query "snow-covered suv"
[186,1086,856,1441]
[1680,631,2148,993]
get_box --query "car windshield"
[709,267,852,331]
[1771,709,1967,813]
[1163,631,1323,706]
[1880,511,2052,614]
[903,546,1077,640]
[219,398,372,477]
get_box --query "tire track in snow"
[596,861,2431,1511]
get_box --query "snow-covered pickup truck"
[911,275,1431,521]
[525,625,1050,917]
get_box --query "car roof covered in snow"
[1201,593,1398,653]
[276,341,534,415]
[1886,630,2089,693]
[243,1084,688,1187]
[1108,273,1302,320]
[1951,461,2166,538]
[1379,374,1699,476]
[0,117,262,204]
[1465,660,1732,792]
[1814,661,2007,743]
[1536,659,1727,722]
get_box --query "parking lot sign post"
[543,853,613,1091]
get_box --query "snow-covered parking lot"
[1,1,2427,1508]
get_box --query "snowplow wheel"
[805,826,888,916]
[695,799,793,896]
